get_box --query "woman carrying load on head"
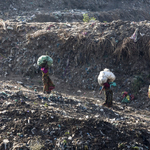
[41,62,55,94]
[99,79,113,107]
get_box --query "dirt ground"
[0,75,150,150]
[1,0,150,150]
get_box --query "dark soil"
[0,0,150,150]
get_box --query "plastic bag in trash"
[121,97,130,103]
[130,28,139,42]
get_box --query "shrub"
[131,75,144,95]
[83,14,96,22]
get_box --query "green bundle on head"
[37,55,53,67]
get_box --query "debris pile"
[0,20,150,93]
[0,81,150,150]
[0,0,150,149]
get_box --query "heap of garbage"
[0,80,150,150]
[0,20,150,94]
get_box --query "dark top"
[103,82,110,89]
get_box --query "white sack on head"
[98,76,107,85]
[98,68,115,86]
[103,68,110,72]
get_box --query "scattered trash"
[121,91,134,103]
[130,28,139,42]
[3,139,9,150]
[148,85,150,98]
[0,4,150,149]
[7,26,13,30]
[77,90,82,93]
[46,24,55,30]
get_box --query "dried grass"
[25,27,150,65]
[113,37,138,61]
[140,36,150,59]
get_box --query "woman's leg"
[42,75,49,93]
[103,90,108,105]
[48,77,55,92]
[103,89,113,107]
[107,89,113,107]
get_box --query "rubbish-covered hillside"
[0,0,150,150]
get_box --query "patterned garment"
[42,70,55,93]
[104,89,113,107]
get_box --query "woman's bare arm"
[99,86,104,95]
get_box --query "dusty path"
[0,75,150,149]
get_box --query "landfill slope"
[1,21,150,96]
[1,0,150,22]
[0,0,150,150]
[0,80,150,150]
[0,19,150,150]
